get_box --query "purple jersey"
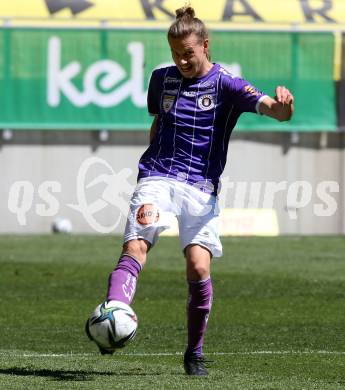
[138,63,267,194]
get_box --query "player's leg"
[183,244,213,375]
[177,182,222,375]
[106,238,150,305]
[106,178,173,306]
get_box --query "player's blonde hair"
[168,6,210,59]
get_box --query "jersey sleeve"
[147,69,163,116]
[222,76,268,114]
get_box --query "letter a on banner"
[223,0,263,21]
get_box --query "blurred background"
[0,0,344,235]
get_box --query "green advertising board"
[0,28,336,131]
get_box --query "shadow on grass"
[0,367,162,381]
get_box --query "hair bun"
[176,6,195,20]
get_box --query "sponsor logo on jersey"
[198,94,215,111]
[165,76,181,84]
[136,204,160,225]
[162,95,175,112]
[244,85,260,96]
[182,90,197,97]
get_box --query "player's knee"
[122,239,150,266]
[185,244,211,280]
[187,262,210,281]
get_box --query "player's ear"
[203,39,209,52]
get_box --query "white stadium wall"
[1,131,344,235]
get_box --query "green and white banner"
[0,28,336,131]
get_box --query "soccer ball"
[51,218,72,234]
[86,300,138,354]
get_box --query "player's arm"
[149,115,158,143]
[259,86,294,122]
[147,68,161,142]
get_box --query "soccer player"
[89,6,294,376]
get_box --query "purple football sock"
[185,278,213,358]
[106,254,142,305]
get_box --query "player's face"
[168,33,209,78]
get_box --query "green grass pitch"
[0,235,345,389]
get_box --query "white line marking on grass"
[211,351,345,356]
[121,351,345,356]
[1,350,345,358]
[0,352,92,357]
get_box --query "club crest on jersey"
[198,94,215,111]
[162,95,175,112]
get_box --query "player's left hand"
[275,86,294,106]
